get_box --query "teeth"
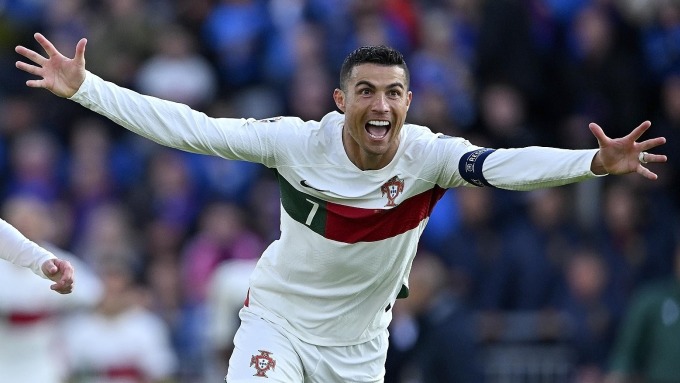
[367,120,389,126]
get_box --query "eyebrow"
[354,80,405,90]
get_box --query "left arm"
[443,121,666,190]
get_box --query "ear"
[406,90,413,110]
[333,89,346,112]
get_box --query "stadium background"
[1,0,679,382]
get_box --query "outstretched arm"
[15,33,278,165]
[15,32,87,98]
[589,120,667,180]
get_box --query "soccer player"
[0,217,74,294]
[15,33,667,382]
[0,195,103,383]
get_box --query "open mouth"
[365,120,391,139]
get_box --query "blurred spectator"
[41,0,89,56]
[304,0,354,69]
[0,95,41,137]
[202,0,273,90]
[386,251,483,383]
[426,186,504,311]
[282,22,336,121]
[557,4,645,138]
[653,73,680,205]
[408,8,476,132]
[0,0,50,27]
[64,119,120,246]
[0,194,102,383]
[475,81,539,148]
[287,60,336,121]
[638,0,680,83]
[260,0,308,87]
[5,129,63,203]
[605,239,680,383]
[541,0,591,26]
[245,174,282,243]
[560,247,624,382]
[181,201,264,306]
[128,148,200,243]
[71,202,141,273]
[342,0,416,58]
[140,221,185,378]
[595,180,677,300]
[204,258,258,381]
[62,258,178,383]
[420,189,461,255]
[176,201,264,380]
[187,148,262,206]
[485,188,580,311]
[475,0,545,109]
[135,25,218,109]
[85,0,156,86]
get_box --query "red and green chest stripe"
[277,173,446,244]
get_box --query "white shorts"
[225,308,387,383]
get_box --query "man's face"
[334,63,412,170]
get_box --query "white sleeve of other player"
[0,218,56,278]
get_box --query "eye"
[388,89,402,98]
[360,88,372,96]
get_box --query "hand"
[41,258,75,294]
[589,120,667,180]
[15,33,87,98]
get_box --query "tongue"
[366,125,388,138]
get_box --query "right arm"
[70,71,274,164]
[15,33,278,165]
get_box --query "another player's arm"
[0,219,74,294]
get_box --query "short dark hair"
[339,45,409,91]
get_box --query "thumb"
[74,38,87,63]
[42,260,57,275]
[588,122,607,147]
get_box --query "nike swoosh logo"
[300,180,330,192]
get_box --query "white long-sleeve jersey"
[0,218,55,278]
[70,72,600,346]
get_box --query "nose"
[371,94,390,112]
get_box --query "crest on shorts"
[250,350,276,378]
[381,176,405,207]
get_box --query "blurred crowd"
[1,0,680,382]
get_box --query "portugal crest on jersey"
[250,350,276,377]
[381,176,405,207]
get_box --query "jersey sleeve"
[430,134,601,189]
[69,71,298,168]
[0,218,56,278]
[479,147,601,190]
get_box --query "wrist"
[590,151,608,175]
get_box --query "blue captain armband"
[458,148,496,187]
